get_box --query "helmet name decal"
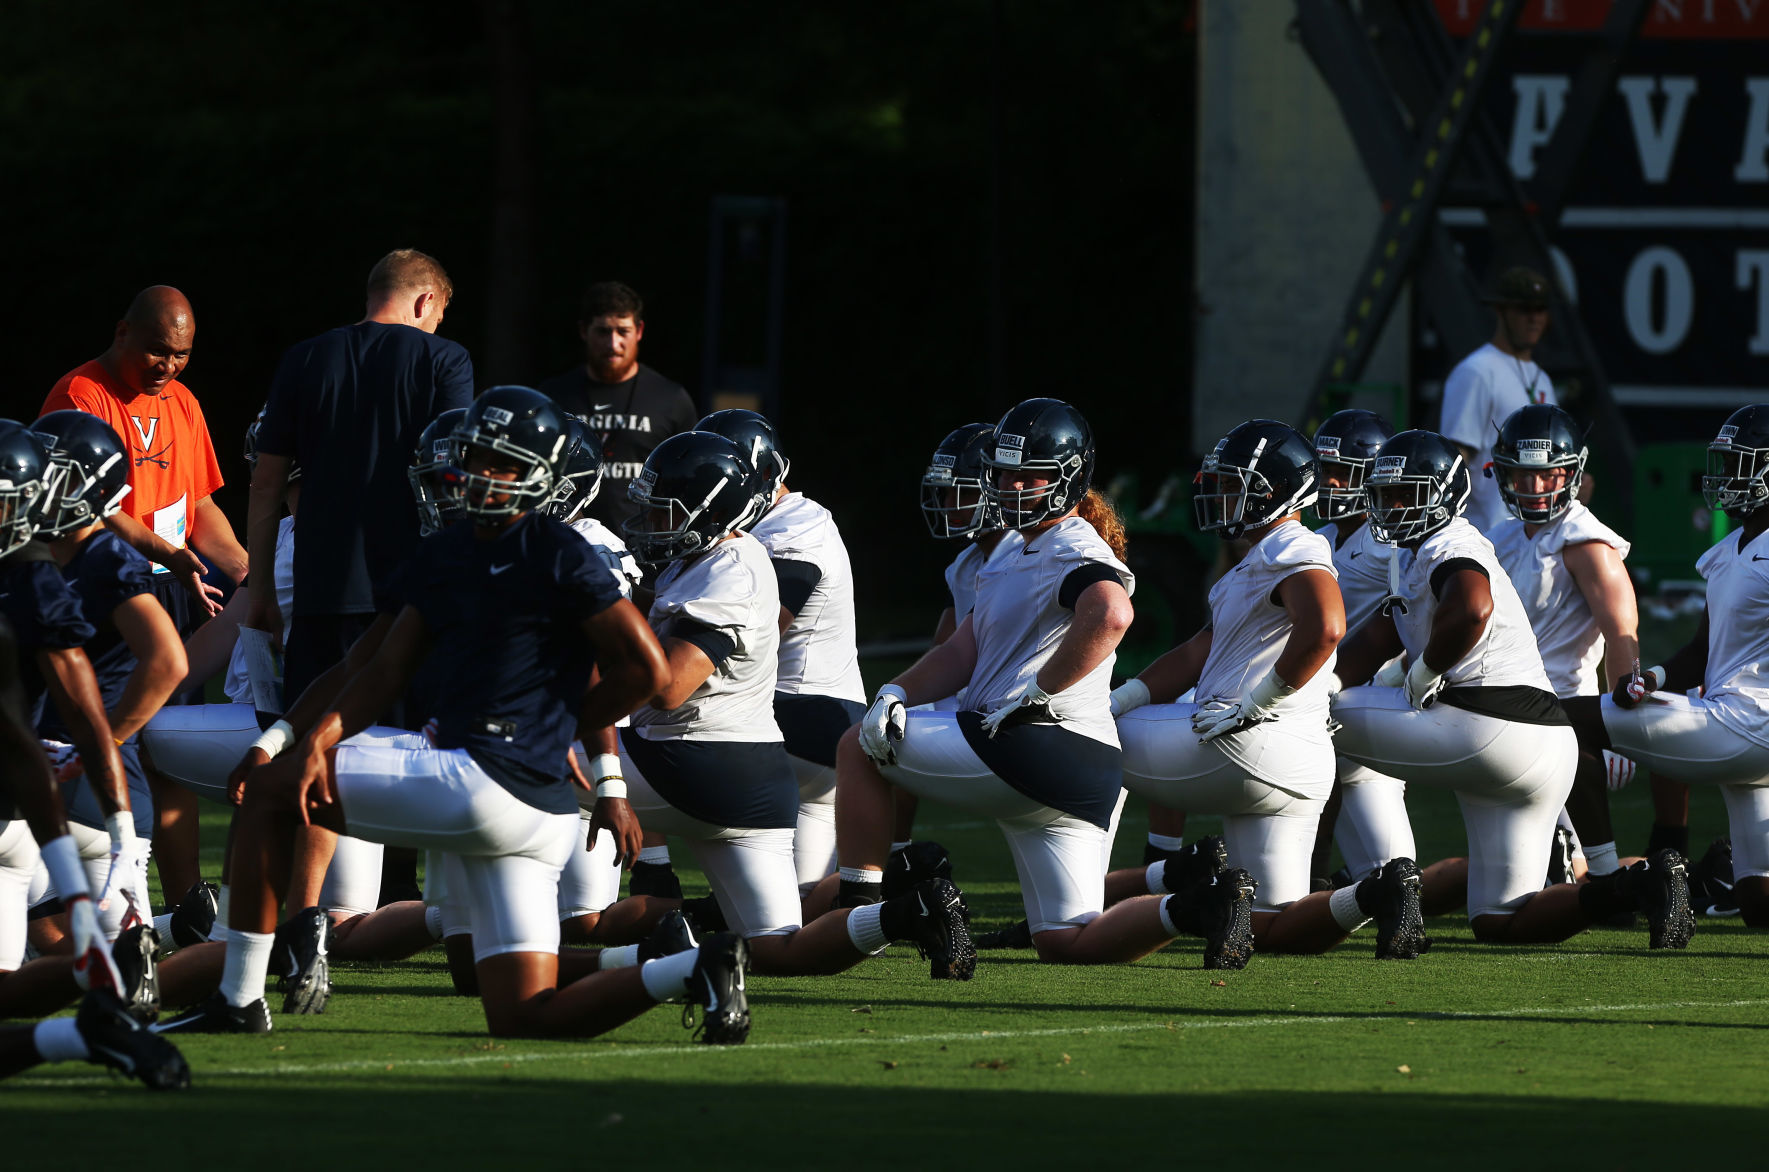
[483,407,514,428]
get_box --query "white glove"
[1109,679,1151,718]
[1192,669,1295,742]
[859,685,908,764]
[100,813,148,932]
[1323,672,1345,697]
[68,896,123,993]
[1603,749,1637,791]
[1612,663,1665,709]
[980,682,1057,737]
[1404,658,1445,711]
[1372,656,1408,688]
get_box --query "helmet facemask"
[982,451,1088,529]
[920,455,996,539]
[622,465,745,563]
[446,426,560,524]
[409,433,464,536]
[0,471,52,557]
[1313,433,1373,523]
[1193,434,1319,539]
[543,457,605,524]
[34,448,128,540]
[1495,441,1585,524]
[1366,452,1467,544]
[1703,431,1769,518]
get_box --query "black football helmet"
[448,386,572,523]
[542,416,606,524]
[243,405,301,484]
[1194,420,1319,540]
[981,398,1096,529]
[409,407,469,535]
[624,431,758,563]
[32,410,131,539]
[0,420,56,557]
[1312,409,1393,522]
[920,422,999,540]
[1703,405,1769,520]
[1492,404,1586,524]
[1365,430,1472,545]
[696,408,788,496]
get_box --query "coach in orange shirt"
[42,286,248,625]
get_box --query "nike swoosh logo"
[917,895,931,917]
[490,564,513,575]
[592,403,614,411]
[1754,555,1768,562]
[1348,551,1362,559]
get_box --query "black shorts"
[620,728,799,830]
[955,712,1123,830]
[774,693,865,767]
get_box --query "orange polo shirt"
[42,360,224,555]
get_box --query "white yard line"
[20,997,1765,1085]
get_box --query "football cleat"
[906,878,976,981]
[628,861,685,901]
[1161,835,1229,895]
[637,909,699,963]
[882,840,954,901]
[683,932,750,1046]
[277,906,332,1015]
[1197,868,1257,971]
[169,881,220,949]
[1546,826,1577,888]
[151,992,273,1035]
[112,924,162,1023]
[1356,857,1430,960]
[974,919,1033,950]
[1690,837,1740,917]
[1627,849,1696,950]
[76,988,191,1090]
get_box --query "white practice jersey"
[570,517,644,598]
[1440,343,1558,532]
[633,533,782,743]
[1395,519,1552,690]
[967,517,1133,747]
[1696,527,1769,750]
[1197,521,1338,714]
[1487,502,1629,698]
[224,516,295,705]
[944,541,988,622]
[749,491,864,702]
[1317,518,1397,634]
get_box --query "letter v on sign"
[129,415,159,450]
[1616,76,1697,184]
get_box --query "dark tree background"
[1,0,1195,635]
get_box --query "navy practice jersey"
[389,512,626,814]
[0,544,95,720]
[39,531,155,742]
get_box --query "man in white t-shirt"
[1439,267,1558,533]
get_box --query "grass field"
[7,767,1766,1168]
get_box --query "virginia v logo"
[129,415,159,450]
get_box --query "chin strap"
[1378,540,1409,617]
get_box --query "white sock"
[1157,895,1182,937]
[639,949,700,1002]
[1584,842,1621,876]
[220,930,274,1008]
[890,840,914,854]
[423,906,444,940]
[32,1018,89,1063]
[637,846,671,866]
[1148,832,1186,853]
[209,885,232,944]
[1145,860,1170,896]
[846,903,890,954]
[838,866,882,887]
[153,913,176,943]
[1329,885,1371,932]
[39,835,89,901]
[601,944,640,970]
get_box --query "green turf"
[7,763,1765,1166]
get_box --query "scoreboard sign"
[1433,0,1769,419]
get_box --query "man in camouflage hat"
[1440,266,1560,532]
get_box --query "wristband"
[1245,668,1297,713]
[105,811,135,852]
[876,684,908,705]
[1644,665,1667,691]
[1109,678,1151,714]
[587,753,623,784]
[250,719,297,759]
[40,834,91,901]
[594,778,629,801]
